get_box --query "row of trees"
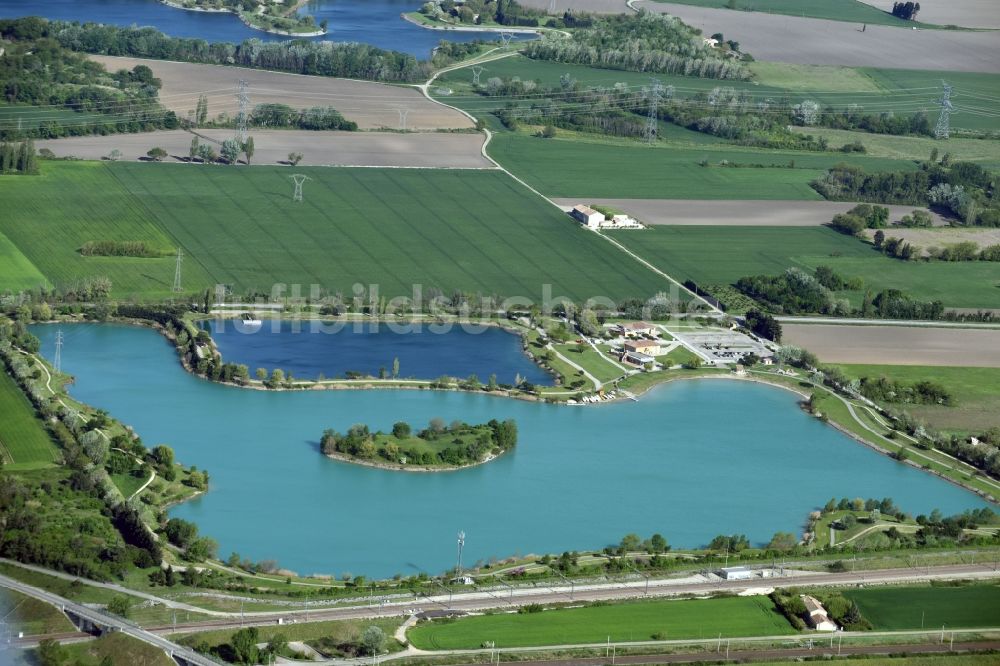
[524,12,748,80]
[0,140,38,174]
[0,22,180,140]
[36,19,432,83]
[812,161,998,227]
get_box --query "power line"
[289,174,311,202]
[54,330,63,374]
[935,81,954,140]
[236,79,250,144]
[172,248,183,293]
[644,78,663,144]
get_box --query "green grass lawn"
[554,343,626,384]
[409,595,795,649]
[0,161,680,302]
[0,589,76,636]
[0,162,196,299]
[608,226,1000,309]
[833,364,1000,434]
[650,0,931,27]
[110,469,150,498]
[845,584,1000,631]
[0,228,49,293]
[0,369,58,469]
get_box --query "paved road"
[0,573,216,666]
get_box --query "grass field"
[488,132,920,200]
[834,364,1000,433]
[0,162,197,299]
[651,0,929,27]
[408,596,795,649]
[789,127,1000,165]
[0,228,49,293]
[61,632,176,666]
[0,104,100,131]
[0,161,682,302]
[845,584,1000,630]
[438,57,1000,134]
[608,226,1000,309]
[0,369,58,470]
[0,589,75,636]
[554,343,626,383]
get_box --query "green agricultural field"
[61,632,176,666]
[862,69,1000,134]
[409,595,795,649]
[0,104,99,132]
[0,369,58,469]
[833,364,1000,433]
[0,162,196,299]
[789,127,1000,165]
[0,229,48,293]
[608,226,1000,309]
[651,0,928,27]
[0,161,680,302]
[845,584,1000,631]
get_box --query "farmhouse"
[617,321,657,336]
[801,595,838,632]
[625,339,661,356]
[703,37,719,48]
[571,204,605,229]
[569,205,644,229]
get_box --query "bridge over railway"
[0,573,216,666]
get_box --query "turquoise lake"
[33,324,988,578]
[0,0,535,57]
[202,319,553,385]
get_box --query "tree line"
[524,12,749,80]
[0,140,38,174]
[2,17,432,83]
[812,158,998,227]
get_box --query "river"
[32,324,988,578]
[0,0,534,57]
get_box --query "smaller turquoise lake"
[202,319,553,385]
[32,324,990,579]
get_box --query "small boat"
[235,312,262,332]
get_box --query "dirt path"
[88,55,473,130]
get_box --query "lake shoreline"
[323,448,506,473]
[159,0,327,37]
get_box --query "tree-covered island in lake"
[320,418,517,470]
